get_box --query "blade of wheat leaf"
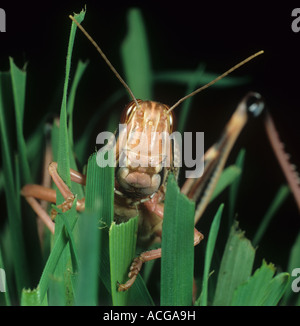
[161,174,195,306]
[195,203,224,306]
[154,70,249,87]
[109,217,138,306]
[121,8,152,100]
[45,9,86,305]
[75,152,113,305]
[231,260,289,306]
[213,221,255,306]
[9,58,31,184]
[228,148,245,223]
[252,184,290,247]
[0,70,29,296]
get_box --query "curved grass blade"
[210,165,241,202]
[252,184,290,247]
[38,204,78,303]
[9,58,31,184]
[46,8,86,305]
[66,60,88,199]
[177,63,206,133]
[196,203,224,306]
[262,272,290,306]
[56,9,86,195]
[228,148,245,224]
[231,260,289,306]
[0,70,29,296]
[121,8,152,99]
[67,59,89,141]
[213,221,255,306]
[154,70,249,87]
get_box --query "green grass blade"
[56,9,86,194]
[75,211,100,305]
[196,203,224,306]
[67,59,88,149]
[109,218,154,306]
[128,276,154,306]
[0,70,29,296]
[21,287,48,306]
[161,174,195,306]
[213,221,255,306]
[10,59,43,288]
[262,272,290,306]
[121,8,152,99]
[231,260,275,305]
[38,205,78,303]
[252,185,290,247]
[83,152,114,302]
[58,208,79,272]
[228,148,245,223]
[9,58,31,184]
[154,70,249,87]
[109,217,138,306]
[282,232,300,305]
[47,206,78,306]
[210,165,241,202]
[177,64,206,133]
[231,260,289,306]
[66,60,88,200]
[89,152,114,226]
[75,152,111,305]
[48,277,66,306]
[48,9,86,306]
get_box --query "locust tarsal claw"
[50,196,75,220]
[128,257,144,277]
[117,256,144,292]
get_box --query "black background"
[0,1,300,271]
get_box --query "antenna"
[167,50,264,113]
[69,15,140,109]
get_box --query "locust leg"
[181,93,300,224]
[21,162,86,234]
[264,112,300,212]
[181,92,266,224]
[118,227,203,292]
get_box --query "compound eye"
[246,92,265,117]
[168,109,176,132]
[120,101,137,124]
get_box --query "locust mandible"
[21,14,300,292]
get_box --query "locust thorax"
[115,100,175,199]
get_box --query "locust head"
[115,100,175,199]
